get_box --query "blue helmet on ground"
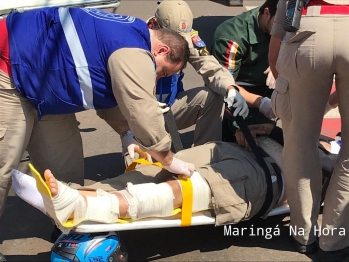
[51,231,128,262]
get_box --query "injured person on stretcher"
[11,124,336,229]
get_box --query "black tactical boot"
[291,236,318,254]
[318,246,349,262]
[51,225,62,243]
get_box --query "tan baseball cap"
[155,0,193,48]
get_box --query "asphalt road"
[0,1,321,261]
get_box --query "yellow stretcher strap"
[178,175,193,227]
[125,158,163,173]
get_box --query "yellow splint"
[29,163,77,227]
[29,163,125,227]
[29,163,52,199]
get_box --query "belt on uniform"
[302,4,349,15]
[261,156,283,218]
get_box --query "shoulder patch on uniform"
[178,20,190,33]
[190,29,206,48]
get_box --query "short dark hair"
[259,0,279,17]
[157,28,190,69]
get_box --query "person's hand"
[225,88,249,118]
[163,157,195,178]
[121,130,152,162]
[158,102,170,114]
[264,67,276,89]
[259,97,277,120]
[235,123,274,150]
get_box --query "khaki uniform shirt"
[105,29,237,151]
[188,47,236,97]
[271,0,349,39]
[107,30,171,152]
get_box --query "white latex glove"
[163,157,195,178]
[158,102,170,114]
[121,130,152,162]
[264,67,276,89]
[224,88,249,118]
[329,141,341,154]
[259,97,277,120]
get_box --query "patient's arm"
[320,141,331,152]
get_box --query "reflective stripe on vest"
[58,8,94,109]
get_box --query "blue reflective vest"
[7,7,151,118]
[156,72,184,106]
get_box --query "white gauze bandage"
[42,180,84,226]
[43,182,119,226]
[119,172,211,220]
[119,182,175,220]
[190,171,211,212]
[84,189,120,224]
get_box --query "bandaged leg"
[30,167,120,227]
[190,171,211,212]
[118,172,211,220]
[119,182,174,219]
[44,183,120,227]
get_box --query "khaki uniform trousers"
[171,86,224,146]
[272,12,349,251]
[81,142,270,226]
[0,72,84,216]
[97,86,224,147]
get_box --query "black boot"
[51,225,62,243]
[0,252,6,262]
[318,246,349,262]
[291,236,318,254]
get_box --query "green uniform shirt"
[212,7,271,96]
